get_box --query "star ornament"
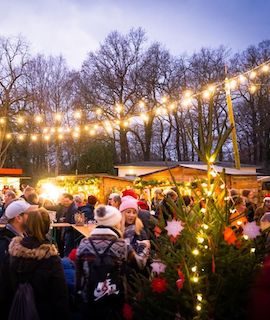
[242,221,261,239]
[165,219,184,238]
[151,261,166,275]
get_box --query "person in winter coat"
[78,195,98,222]
[76,205,127,320]
[0,200,36,319]
[8,208,70,320]
[120,197,150,271]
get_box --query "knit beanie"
[122,189,138,199]
[119,197,138,212]
[94,205,122,227]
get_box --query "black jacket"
[0,227,17,319]
[8,236,70,320]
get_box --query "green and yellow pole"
[225,78,241,169]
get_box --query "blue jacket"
[61,257,75,294]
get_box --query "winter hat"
[68,248,77,262]
[94,205,122,227]
[137,200,149,211]
[119,197,138,212]
[5,200,37,220]
[122,189,138,199]
[88,195,98,205]
[264,194,270,202]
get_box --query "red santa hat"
[122,189,138,199]
[264,194,270,202]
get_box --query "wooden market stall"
[38,173,134,203]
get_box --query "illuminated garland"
[0,59,270,142]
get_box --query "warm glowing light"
[115,120,121,125]
[44,135,50,141]
[210,170,217,177]
[197,294,203,302]
[237,220,242,226]
[73,132,80,138]
[197,236,204,244]
[65,128,71,133]
[6,133,12,139]
[249,71,257,79]
[89,129,96,136]
[249,85,257,94]
[196,304,202,311]
[243,235,249,240]
[57,127,63,133]
[169,103,176,110]
[43,128,48,133]
[250,248,256,253]
[84,125,89,131]
[192,276,199,283]
[31,135,37,141]
[96,108,102,115]
[204,245,208,249]
[192,249,199,255]
[203,90,210,99]
[74,111,81,119]
[18,134,24,141]
[17,117,24,124]
[220,184,225,189]
[39,183,64,202]
[140,113,149,122]
[208,85,215,93]
[139,100,145,108]
[229,79,237,90]
[209,155,215,164]
[184,90,192,98]
[238,74,247,84]
[123,121,129,127]
[202,224,209,230]
[191,266,197,272]
[35,115,42,123]
[262,64,270,73]
[74,126,80,132]
[182,98,192,107]
[58,134,64,140]
[50,128,56,133]
[115,104,123,113]
[94,124,99,130]
[201,208,206,214]
[161,96,168,103]
[0,118,5,124]
[201,183,207,188]
[55,113,62,121]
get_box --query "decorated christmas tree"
[128,96,266,320]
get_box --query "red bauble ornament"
[224,227,237,245]
[154,225,162,238]
[151,277,168,293]
[123,303,133,320]
[176,270,185,290]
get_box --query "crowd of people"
[0,184,269,319]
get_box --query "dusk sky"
[0,0,269,68]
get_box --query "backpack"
[8,282,40,320]
[86,238,125,304]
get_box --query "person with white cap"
[76,205,127,319]
[0,199,37,319]
[255,194,270,223]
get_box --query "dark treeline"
[0,29,270,179]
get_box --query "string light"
[139,100,145,108]
[249,85,257,93]
[115,104,122,113]
[208,85,215,93]
[140,113,149,122]
[201,208,206,214]
[196,304,202,311]
[238,74,247,84]
[203,90,210,99]
[229,79,237,90]
[243,235,249,240]
[249,71,257,79]
[18,134,24,141]
[84,125,89,131]
[197,236,205,244]
[44,135,50,141]
[192,276,199,283]
[43,128,49,133]
[6,133,12,139]
[73,132,80,138]
[96,108,102,115]
[89,129,96,136]
[169,103,176,110]
[35,115,42,123]
[17,117,24,124]
[197,294,203,302]
[202,224,209,230]
[262,64,270,73]
[192,249,199,255]
[191,266,197,272]
[161,96,168,103]
[58,134,64,140]
[184,90,192,98]
[50,128,56,133]
[0,118,5,124]
[250,248,256,253]
[57,127,63,133]
[74,111,81,119]
[31,135,37,141]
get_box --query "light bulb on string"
[50,128,56,133]
[182,98,192,107]
[84,125,89,131]
[35,115,42,123]
[123,121,129,128]
[18,134,24,141]
[89,129,96,136]
[55,113,61,121]
[161,96,168,104]
[192,249,199,255]
[0,118,5,124]
[191,266,197,272]
[140,113,149,122]
[249,71,257,79]
[96,108,102,115]
[139,100,145,108]
[238,74,247,84]
[115,103,123,113]
[94,124,99,130]
[65,128,71,133]
[202,90,210,99]
[196,304,202,311]
[229,79,237,90]
[6,133,12,139]
[184,90,192,98]
[249,85,257,94]
[44,135,50,141]
[115,119,121,125]
[43,128,48,133]
[262,64,270,73]
[192,276,199,283]
[74,126,80,132]
[31,135,37,142]
[197,294,203,302]
[58,134,64,140]
[74,110,81,119]
[17,117,24,124]
[169,103,176,110]
[72,132,80,139]
[208,85,215,93]
[57,127,63,133]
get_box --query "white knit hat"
[5,200,37,220]
[94,205,122,227]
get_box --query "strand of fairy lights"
[1,60,270,142]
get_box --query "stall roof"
[138,164,258,177]
[54,173,135,182]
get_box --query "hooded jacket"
[8,236,70,320]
